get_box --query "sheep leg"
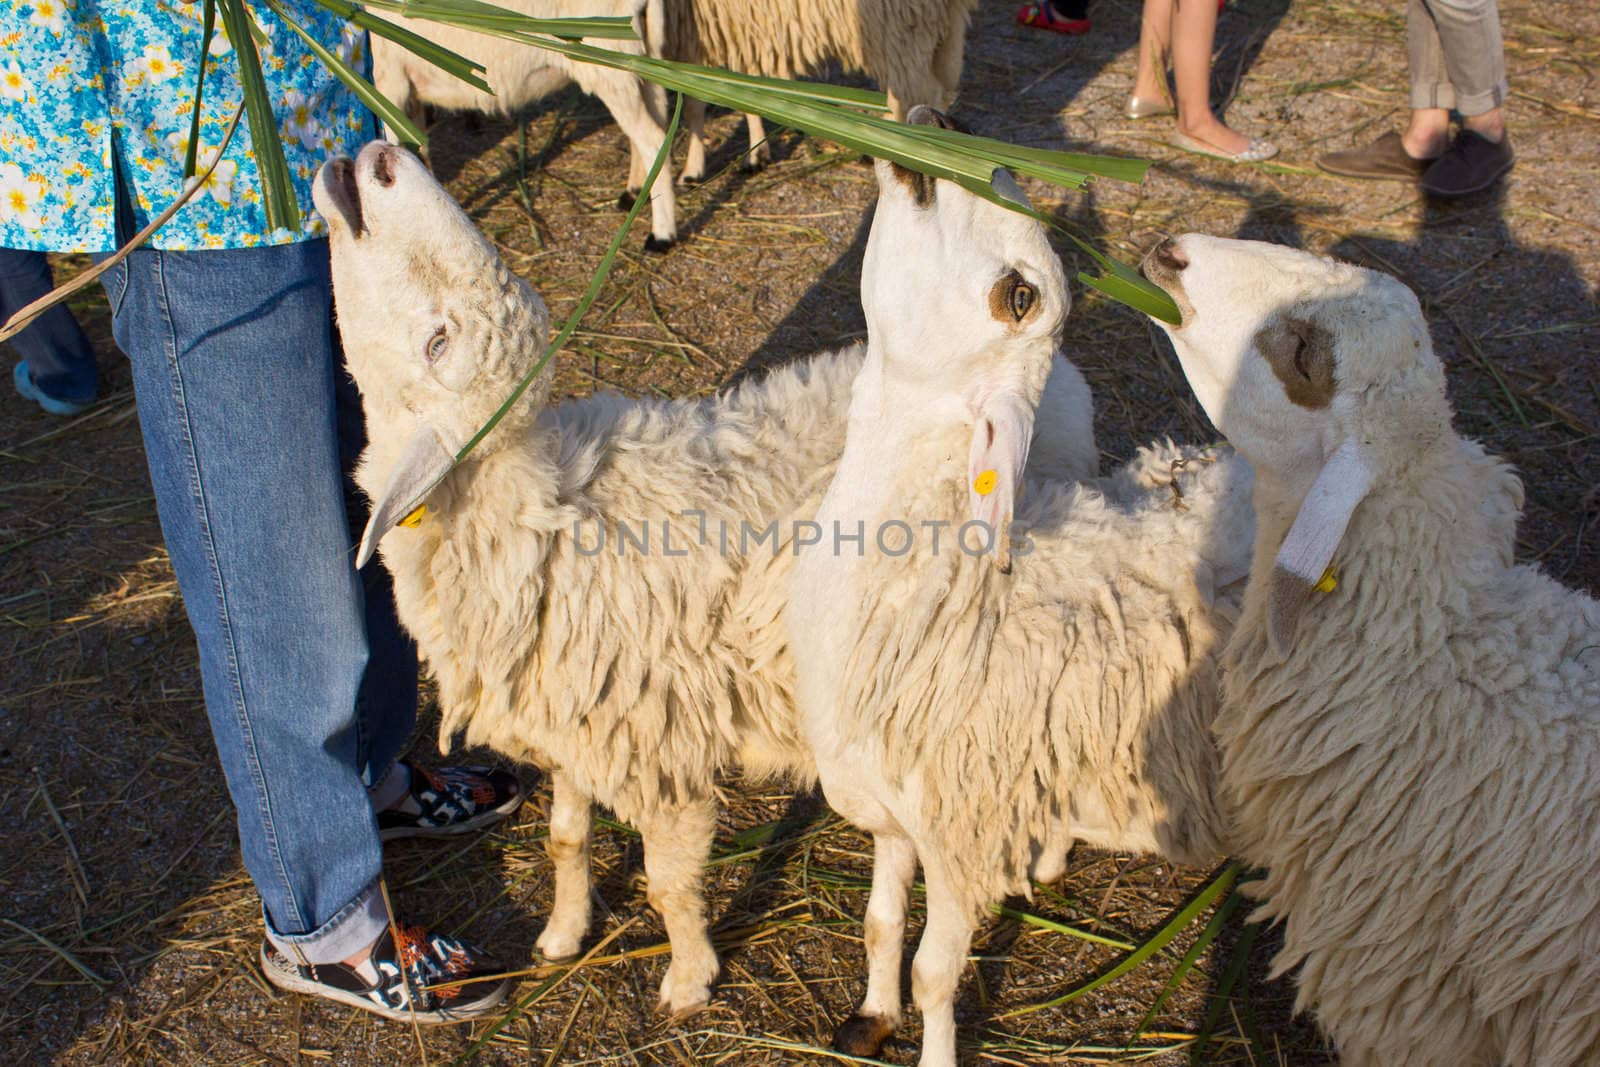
[909,856,972,1067]
[680,97,708,184]
[834,832,918,1057]
[587,75,678,251]
[641,800,720,1017]
[743,113,771,172]
[534,770,592,962]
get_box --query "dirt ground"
[3,0,1597,1062]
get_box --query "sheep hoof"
[535,930,583,963]
[833,1012,896,1056]
[642,235,675,255]
[617,189,638,212]
[656,988,712,1022]
[677,173,702,188]
[739,157,768,175]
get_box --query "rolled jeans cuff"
[265,877,389,966]
[1409,77,1507,115]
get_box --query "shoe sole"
[1315,160,1426,181]
[259,943,511,1023]
[379,791,526,842]
[13,362,95,417]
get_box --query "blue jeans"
[1,247,98,403]
[98,238,418,964]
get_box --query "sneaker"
[377,761,525,841]
[1420,130,1513,197]
[261,923,512,1024]
[13,360,94,417]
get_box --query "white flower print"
[28,0,68,34]
[181,147,239,207]
[130,45,181,85]
[0,62,33,102]
[0,163,48,230]
[281,90,322,150]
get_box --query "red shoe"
[1016,2,1090,34]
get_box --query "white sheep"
[370,0,679,251]
[640,0,978,178]
[310,140,1100,1016]
[1142,233,1600,1067]
[785,110,1256,1067]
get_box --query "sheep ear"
[1268,439,1373,655]
[968,388,1035,573]
[355,428,456,570]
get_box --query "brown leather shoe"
[1420,130,1514,197]
[1317,131,1436,181]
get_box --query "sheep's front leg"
[641,799,720,1017]
[587,74,678,251]
[910,856,973,1067]
[743,113,771,171]
[680,96,708,184]
[535,770,593,961]
[834,831,918,1057]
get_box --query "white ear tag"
[967,390,1035,573]
[356,427,456,569]
[1267,439,1373,655]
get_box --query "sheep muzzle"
[317,157,365,238]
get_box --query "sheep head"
[862,107,1069,570]
[314,142,552,567]
[1140,233,1453,652]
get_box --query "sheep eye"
[1290,333,1311,380]
[1009,279,1036,320]
[426,328,448,363]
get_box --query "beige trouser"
[1408,0,1509,115]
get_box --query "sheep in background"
[1142,233,1600,1067]
[370,0,679,251]
[640,0,977,179]
[310,141,1100,1015]
[785,108,1255,1067]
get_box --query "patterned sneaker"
[261,923,511,1024]
[378,762,525,841]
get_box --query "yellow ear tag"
[973,469,998,496]
[1314,567,1338,594]
[399,504,428,529]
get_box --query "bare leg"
[909,855,973,1067]
[682,96,708,183]
[1132,0,1173,104]
[535,770,592,961]
[1170,0,1252,154]
[641,800,720,1017]
[834,833,918,1056]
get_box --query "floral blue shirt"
[1,0,378,252]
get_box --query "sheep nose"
[1152,238,1188,272]
[373,144,398,188]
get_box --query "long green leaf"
[312,0,491,93]
[371,0,635,39]
[317,11,1179,318]
[1127,884,1246,1047]
[992,902,1138,952]
[219,0,300,230]
[1000,862,1240,1019]
[182,0,217,180]
[453,92,683,462]
[263,0,429,148]
[1189,908,1262,1066]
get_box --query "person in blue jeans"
[3,248,98,415]
[5,5,523,1021]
